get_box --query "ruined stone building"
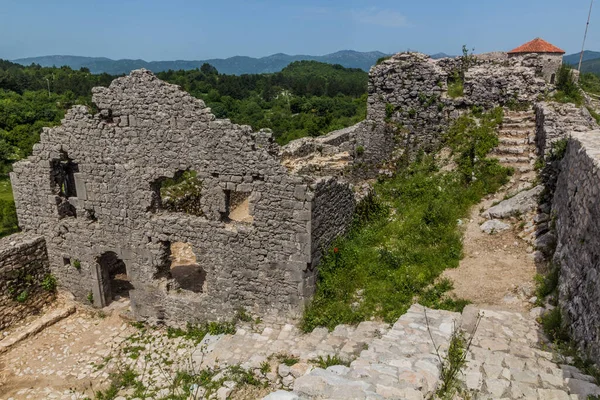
[9,70,357,323]
[507,37,566,84]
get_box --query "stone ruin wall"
[0,233,52,330]
[9,70,357,324]
[534,101,600,363]
[550,131,600,364]
[535,101,598,158]
[355,52,552,162]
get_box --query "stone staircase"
[4,302,600,400]
[198,319,390,372]
[265,305,600,400]
[491,109,538,192]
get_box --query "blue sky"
[1,0,598,60]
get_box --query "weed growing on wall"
[301,109,511,332]
[41,274,57,292]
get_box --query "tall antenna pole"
[579,0,594,72]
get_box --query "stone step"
[498,129,533,137]
[501,122,536,130]
[493,156,532,164]
[503,117,535,125]
[504,163,535,173]
[498,137,528,146]
[492,146,529,155]
[504,110,534,116]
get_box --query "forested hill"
[564,51,600,75]
[13,50,388,75]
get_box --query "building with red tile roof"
[508,38,566,55]
[507,38,565,84]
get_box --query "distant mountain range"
[430,53,455,60]
[13,50,390,75]
[564,51,600,66]
[14,50,600,76]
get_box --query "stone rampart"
[0,233,52,330]
[552,130,600,364]
[363,53,552,158]
[535,102,597,158]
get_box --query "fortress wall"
[363,53,551,159]
[535,102,597,158]
[552,130,600,363]
[0,233,52,330]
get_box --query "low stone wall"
[0,232,53,331]
[535,102,597,158]
[552,130,600,363]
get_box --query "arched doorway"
[97,252,133,306]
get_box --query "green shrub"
[385,103,394,121]
[16,289,29,303]
[541,307,570,342]
[554,65,583,106]
[259,361,271,374]
[355,145,365,156]
[41,274,57,292]
[437,329,467,398]
[447,72,464,98]
[235,308,252,323]
[73,259,81,270]
[548,138,568,162]
[535,265,560,300]
[87,291,94,304]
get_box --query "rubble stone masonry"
[0,233,52,330]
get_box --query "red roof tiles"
[508,38,565,54]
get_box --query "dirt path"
[442,193,537,312]
[0,299,135,399]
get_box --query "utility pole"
[45,77,50,96]
[578,0,595,72]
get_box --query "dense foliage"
[301,109,511,331]
[580,72,600,96]
[157,60,367,145]
[554,64,583,106]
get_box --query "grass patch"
[0,177,18,238]
[301,109,510,332]
[166,320,236,344]
[311,354,352,369]
[276,353,300,367]
[447,72,464,98]
[535,264,559,304]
